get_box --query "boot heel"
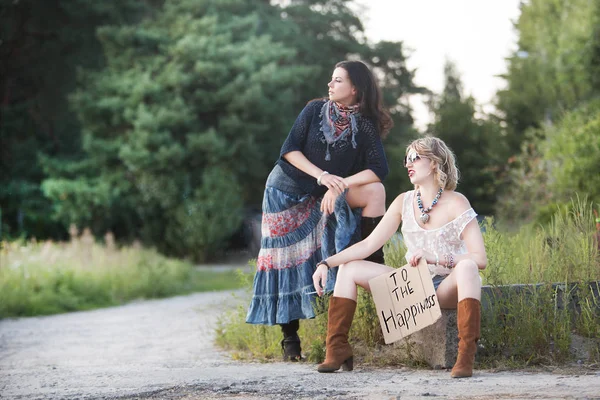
[341,356,354,371]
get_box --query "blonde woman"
[312,136,487,378]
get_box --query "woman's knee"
[357,182,385,211]
[338,260,370,282]
[454,259,480,281]
[347,182,385,209]
[338,260,360,275]
[364,182,385,202]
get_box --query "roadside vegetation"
[0,226,244,318]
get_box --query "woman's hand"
[408,249,436,267]
[312,264,329,297]
[320,189,341,215]
[319,173,347,195]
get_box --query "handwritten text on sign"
[369,259,442,344]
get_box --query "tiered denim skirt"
[246,165,361,325]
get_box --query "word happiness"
[380,268,437,333]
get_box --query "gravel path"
[1,290,599,400]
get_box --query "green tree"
[43,0,312,260]
[3,0,422,246]
[496,100,600,226]
[494,130,553,226]
[41,0,422,259]
[496,0,600,154]
[0,0,156,238]
[547,100,600,205]
[494,0,600,225]
[427,61,506,215]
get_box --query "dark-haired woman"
[246,60,393,361]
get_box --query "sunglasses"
[403,151,421,167]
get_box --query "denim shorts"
[432,274,447,290]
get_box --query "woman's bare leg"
[333,260,395,300]
[435,259,481,308]
[346,182,386,217]
[435,259,482,378]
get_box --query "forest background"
[1,0,599,263]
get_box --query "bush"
[496,100,600,227]
[165,167,244,262]
[0,232,244,318]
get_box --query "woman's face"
[405,148,432,185]
[328,67,357,106]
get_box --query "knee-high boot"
[361,216,384,263]
[317,296,357,373]
[451,298,481,378]
[280,319,301,361]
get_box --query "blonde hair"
[406,136,459,190]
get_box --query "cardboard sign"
[369,259,442,344]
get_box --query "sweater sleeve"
[361,118,389,181]
[279,100,322,157]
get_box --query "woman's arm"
[343,169,381,188]
[454,219,487,269]
[283,151,346,195]
[279,101,348,193]
[320,169,380,215]
[283,151,325,180]
[446,194,487,270]
[358,119,389,182]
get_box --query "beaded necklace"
[416,188,443,224]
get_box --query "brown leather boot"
[451,298,481,378]
[361,216,384,263]
[317,296,357,373]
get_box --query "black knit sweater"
[277,99,389,197]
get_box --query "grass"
[216,198,600,368]
[481,198,599,285]
[0,230,245,318]
[478,199,600,367]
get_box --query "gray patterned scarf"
[319,100,360,161]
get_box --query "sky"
[354,0,522,131]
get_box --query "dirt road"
[1,290,599,400]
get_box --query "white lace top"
[401,190,478,277]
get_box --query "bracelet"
[318,260,330,270]
[317,171,330,186]
[445,253,454,269]
[435,253,439,268]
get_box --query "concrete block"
[394,309,458,369]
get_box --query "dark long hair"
[336,60,393,138]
